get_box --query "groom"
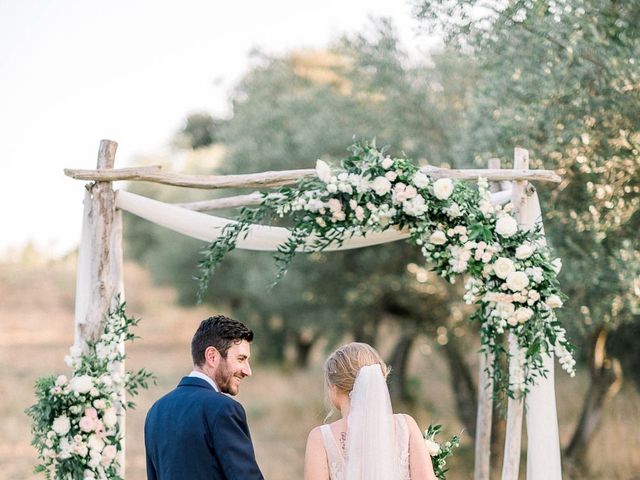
[144,315,264,479]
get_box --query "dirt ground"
[1,259,639,479]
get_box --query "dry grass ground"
[1,259,639,479]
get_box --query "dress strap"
[320,424,342,459]
[394,413,410,440]
[320,424,345,480]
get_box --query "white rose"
[84,469,96,480]
[371,176,392,196]
[545,294,563,309]
[493,257,516,279]
[88,435,105,453]
[56,375,68,386]
[514,307,534,323]
[69,345,83,358]
[507,316,519,326]
[424,439,441,457]
[70,375,93,394]
[103,408,118,429]
[75,442,89,458]
[315,159,332,183]
[403,196,428,217]
[326,183,338,193]
[381,157,394,169]
[69,405,82,415]
[354,206,365,221]
[551,258,563,274]
[506,271,530,291]
[515,243,535,259]
[52,415,71,436]
[385,171,397,182]
[433,178,454,200]
[79,415,96,433]
[528,290,541,302]
[42,448,55,459]
[527,266,544,283]
[58,437,73,459]
[88,450,101,468]
[327,198,342,213]
[332,211,346,222]
[495,216,518,237]
[444,203,462,218]
[494,301,516,319]
[429,230,447,246]
[412,172,429,188]
[101,445,117,464]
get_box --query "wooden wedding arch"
[65,139,564,480]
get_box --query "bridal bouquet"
[423,424,460,480]
[26,298,155,480]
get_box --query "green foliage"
[25,298,156,479]
[415,0,640,374]
[196,140,573,399]
[423,423,461,480]
[178,112,224,149]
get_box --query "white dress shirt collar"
[188,370,220,392]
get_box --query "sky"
[0,0,431,257]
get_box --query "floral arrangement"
[26,298,155,480]
[423,424,460,480]
[196,140,575,398]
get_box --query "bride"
[304,342,437,480]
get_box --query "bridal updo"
[324,342,389,394]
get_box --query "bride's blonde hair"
[324,342,389,394]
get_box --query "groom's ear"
[204,346,220,366]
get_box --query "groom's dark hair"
[192,315,254,365]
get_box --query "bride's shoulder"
[396,413,423,435]
[307,423,327,441]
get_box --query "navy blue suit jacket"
[144,376,264,480]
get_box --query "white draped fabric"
[114,187,561,479]
[526,353,562,480]
[115,189,511,251]
[521,192,562,480]
[73,189,93,347]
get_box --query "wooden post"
[500,148,529,480]
[73,139,125,475]
[75,140,119,342]
[473,158,502,480]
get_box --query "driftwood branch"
[64,164,561,189]
[64,167,317,189]
[174,192,264,211]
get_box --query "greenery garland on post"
[196,140,575,400]
[26,298,155,480]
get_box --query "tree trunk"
[388,332,417,404]
[293,331,316,369]
[440,336,478,440]
[352,319,379,346]
[564,326,623,474]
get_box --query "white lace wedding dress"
[319,414,411,480]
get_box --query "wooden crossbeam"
[64,164,561,189]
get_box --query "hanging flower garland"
[26,298,155,480]
[196,141,575,398]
